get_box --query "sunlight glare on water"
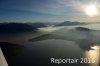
[85,45,100,66]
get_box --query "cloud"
[29,25,100,50]
[0,0,86,15]
[1,0,100,22]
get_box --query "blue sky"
[0,0,100,22]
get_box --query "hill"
[0,23,37,33]
[55,21,86,26]
[27,22,47,28]
[75,27,91,31]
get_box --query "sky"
[0,0,100,23]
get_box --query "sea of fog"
[0,24,100,66]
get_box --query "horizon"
[0,21,95,23]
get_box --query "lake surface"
[85,46,100,66]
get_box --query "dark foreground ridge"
[0,23,37,33]
[27,22,47,28]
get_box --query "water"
[85,46,100,66]
[0,26,100,66]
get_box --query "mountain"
[43,22,60,26]
[0,23,37,33]
[75,27,91,31]
[27,22,47,28]
[55,21,86,26]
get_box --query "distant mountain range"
[0,21,88,28]
[0,23,37,33]
[27,22,47,28]
[55,21,86,26]
[0,21,89,33]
